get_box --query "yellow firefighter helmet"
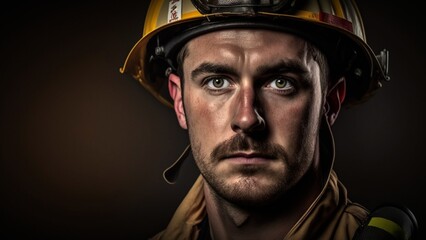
[120,0,389,108]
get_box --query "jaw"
[202,153,323,239]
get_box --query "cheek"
[265,95,318,148]
[272,101,305,133]
[184,92,230,146]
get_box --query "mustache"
[210,134,287,160]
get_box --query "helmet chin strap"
[319,113,336,179]
[163,144,192,184]
[162,114,336,185]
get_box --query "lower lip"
[226,157,271,164]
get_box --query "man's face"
[175,29,324,206]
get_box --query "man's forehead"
[186,28,305,50]
[183,29,309,67]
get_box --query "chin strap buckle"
[376,49,390,81]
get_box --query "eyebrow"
[254,59,309,79]
[191,62,238,80]
[190,59,310,81]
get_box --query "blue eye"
[206,77,231,89]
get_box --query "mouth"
[221,152,275,164]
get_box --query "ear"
[168,73,188,129]
[325,77,346,126]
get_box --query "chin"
[216,174,289,207]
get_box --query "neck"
[203,164,324,240]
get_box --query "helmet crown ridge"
[190,0,298,14]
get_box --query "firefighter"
[121,0,392,239]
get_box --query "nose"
[231,86,266,134]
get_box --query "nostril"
[231,106,266,133]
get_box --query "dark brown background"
[1,1,425,239]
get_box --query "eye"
[267,77,296,92]
[270,78,293,89]
[206,77,231,90]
